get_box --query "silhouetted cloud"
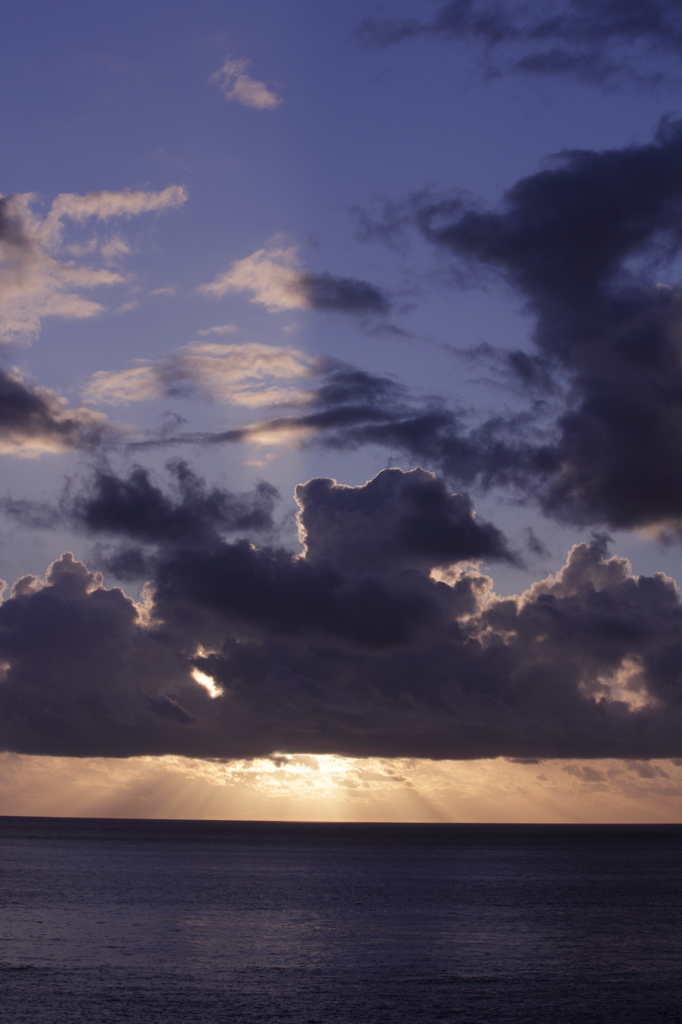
[64,463,514,635]
[1,528,681,759]
[2,459,279,549]
[299,272,390,314]
[355,0,682,86]
[135,360,549,516]
[296,468,515,570]
[0,368,115,455]
[69,460,279,547]
[355,120,682,534]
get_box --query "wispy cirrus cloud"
[197,324,239,336]
[83,340,318,408]
[0,186,187,343]
[210,56,282,110]
[198,243,391,316]
[42,185,187,241]
[355,0,682,87]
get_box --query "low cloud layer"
[356,0,682,86]
[199,244,390,316]
[0,466,681,761]
[0,187,186,342]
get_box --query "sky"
[2,0,682,822]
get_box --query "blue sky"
[2,0,681,587]
[2,1,682,819]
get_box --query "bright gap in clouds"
[0,753,680,823]
[191,667,223,699]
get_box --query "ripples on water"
[0,818,680,1023]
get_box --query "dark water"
[0,819,680,1024]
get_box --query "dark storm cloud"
[147,536,466,649]
[59,464,512,648]
[0,368,114,455]
[0,470,681,761]
[1,528,681,759]
[298,272,391,315]
[296,467,515,570]
[353,120,682,534]
[0,553,201,758]
[68,460,279,547]
[355,0,682,85]
[1,461,280,563]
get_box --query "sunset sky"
[2,0,682,821]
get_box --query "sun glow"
[0,752,680,824]
[191,667,223,699]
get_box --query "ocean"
[0,818,680,1023]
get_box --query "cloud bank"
[1,466,681,761]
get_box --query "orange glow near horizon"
[0,752,680,824]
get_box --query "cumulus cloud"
[355,0,682,86]
[83,341,318,407]
[0,186,187,342]
[0,487,681,760]
[0,552,200,758]
[210,56,282,110]
[295,468,515,570]
[198,244,390,316]
[0,367,116,456]
[352,120,682,535]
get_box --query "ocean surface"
[0,819,680,1024]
